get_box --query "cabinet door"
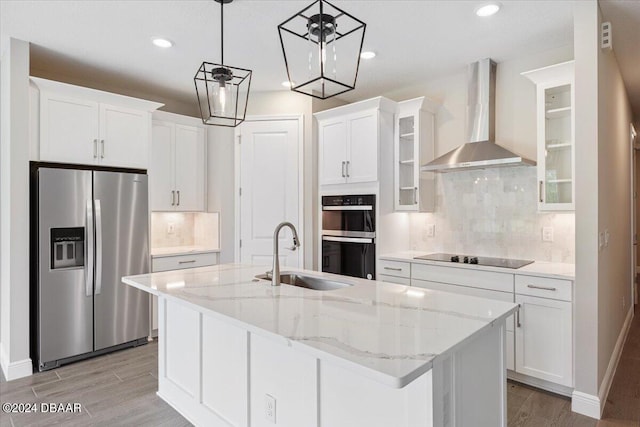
[395,113,418,210]
[40,92,99,165]
[347,110,378,183]
[99,104,149,169]
[319,118,347,185]
[174,125,205,211]
[150,121,175,211]
[515,294,572,387]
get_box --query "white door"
[515,294,573,387]
[319,118,347,185]
[347,110,378,183]
[239,119,300,268]
[174,124,205,211]
[150,121,175,211]
[99,104,149,169]
[40,93,99,165]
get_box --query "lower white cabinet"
[378,274,410,286]
[515,294,573,387]
[151,251,219,334]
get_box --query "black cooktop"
[414,253,534,269]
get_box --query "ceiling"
[0,0,596,112]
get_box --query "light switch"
[599,232,605,250]
[604,229,610,247]
[167,222,175,234]
[426,224,435,238]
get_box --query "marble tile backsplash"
[410,167,575,263]
[151,212,220,250]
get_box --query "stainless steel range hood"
[421,59,535,172]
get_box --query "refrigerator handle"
[95,199,103,295]
[86,200,95,297]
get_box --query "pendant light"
[278,0,366,100]
[194,0,252,127]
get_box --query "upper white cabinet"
[32,77,162,169]
[316,97,395,186]
[522,61,575,211]
[150,112,206,212]
[394,97,438,212]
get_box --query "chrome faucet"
[271,222,300,286]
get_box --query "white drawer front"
[378,259,411,278]
[378,274,411,286]
[515,275,572,302]
[411,263,513,293]
[152,252,218,272]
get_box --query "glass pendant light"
[278,0,366,99]
[194,0,252,127]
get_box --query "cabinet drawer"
[411,263,513,293]
[378,274,410,286]
[515,275,572,302]
[378,259,411,278]
[152,252,218,272]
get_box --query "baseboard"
[598,307,634,408]
[507,370,573,397]
[571,391,601,419]
[571,307,634,420]
[0,342,33,381]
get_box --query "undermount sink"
[254,272,352,291]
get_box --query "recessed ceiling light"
[282,80,295,88]
[360,51,376,59]
[152,38,173,48]
[475,2,501,17]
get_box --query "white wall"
[0,38,32,380]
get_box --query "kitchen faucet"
[271,222,300,286]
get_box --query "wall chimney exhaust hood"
[421,59,535,172]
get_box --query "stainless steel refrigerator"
[31,164,150,371]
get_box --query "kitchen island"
[123,264,518,427]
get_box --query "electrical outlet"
[599,232,605,250]
[604,229,610,247]
[167,223,175,234]
[265,394,276,423]
[542,227,554,242]
[426,224,435,238]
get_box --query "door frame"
[234,115,305,267]
[632,123,638,305]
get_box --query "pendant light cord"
[220,0,224,65]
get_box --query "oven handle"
[322,205,373,211]
[322,236,374,244]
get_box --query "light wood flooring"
[1,310,638,426]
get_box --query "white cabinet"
[514,274,573,387]
[33,77,162,169]
[316,97,395,186]
[522,61,575,211]
[150,115,206,212]
[394,97,438,211]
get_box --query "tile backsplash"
[151,212,219,250]
[410,167,575,263]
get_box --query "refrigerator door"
[38,168,94,366]
[93,171,150,351]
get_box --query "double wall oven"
[321,194,376,280]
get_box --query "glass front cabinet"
[523,61,575,211]
[394,97,438,212]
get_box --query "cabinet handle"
[346,161,350,177]
[516,304,522,328]
[341,161,346,178]
[93,139,98,158]
[171,191,175,206]
[383,267,402,271]
[101,139,105,158]
[527,284,557,291]
[414,187,418,204]
[539,180,544,203]
[177,190,180,206]
[178,259,196,264]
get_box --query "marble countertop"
[380,251,575,280]
[124,264,517,388]
[150,246,220,257]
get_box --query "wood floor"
[1,310,638,426]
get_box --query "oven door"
[321,236,376,280]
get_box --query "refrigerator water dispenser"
[50,227,85,269]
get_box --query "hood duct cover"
[421,59,536,172]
